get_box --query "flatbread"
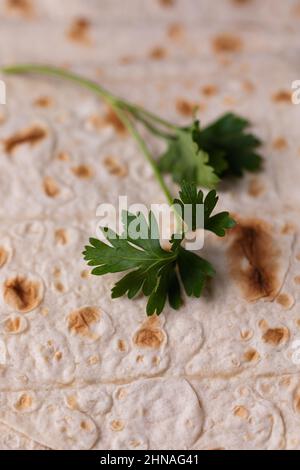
[0,0,300,450]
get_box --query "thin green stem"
[1,64,177,130]
[1,64,174,205]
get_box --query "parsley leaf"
[173,181,236,235]
[197,112,263,176]
[158,121,220,189]
[83,182,235,315]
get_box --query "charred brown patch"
[43,176,60,198]
[212,33,243,53]
[67,17,92,45]
[103,108,127,135]
[3,275,43,312]
[242,80,255,93]
[133,316,165,349]
[6,0,33,17]
[227,219,281,301]
[71,164,93,179]
[247,178,265,197]
[14,393,32,411]
[167,23,185,41]
[33,96,53,108]
[272,90,292,104]
[273,137,287,150]
[243,348,260,362]
[233,405,249,419]
[148,46,167,60]
[201,84,219,97]
[2,125,47,154]
[103,156,128,177]
[68,306,100,337]
[117,339,127,352]
[54,228,68,245]
[276,293,294,310]
[262,327,289,346]
[175,99,196,116]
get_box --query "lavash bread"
[1,0,300,450]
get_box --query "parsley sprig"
[1,64,261,315]
[83,182,235,315]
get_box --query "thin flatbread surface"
[0,0,300,450]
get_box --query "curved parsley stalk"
[1,64,241,315]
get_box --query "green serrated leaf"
[158,121,219,189]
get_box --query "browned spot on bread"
[81,270,90,279]
[242,80,255,93]
[243,348,260,362]
[33,96,53,108]
[233,405,249,419]
[133,316,165,349]
[294,275,300,285]
[175,98,196,116]
[273,137,287,150]
[118,339,127,352]
[201,84,218,97]
[57,151,71,162]
[212,33,243,53]
[110,420,125,432]
[6,0,32,16]
[2,125,47,154]
[149,46,167,60]
[104,156,128,177]
[4,316,21,333]
[0,247,8,268]
[80,420,92,431]
[240,329,253,341]
[158,0,175,6]
[54,228,68,245]
[72,164,93,179]
[66,395,78,410]
[281,222,295,235]
[3,275,43,312]
[276,293,294,310]
[272,90,292,103]
[67,17,91,45]
[54,351,62,360]
[54,281,65,293]
[167,23,184,41]
[43,176,60,198]
[293,387,300,413]
[88,355,99,365]
[14,393,32,411]
[227,219,281,301]
[68,306,100,337]
[53,267,61,278]
[262,327,289,346]
[297,254,300,262]
[258,319,268,330]
[248,178,265,197]
[103,108,127,135]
